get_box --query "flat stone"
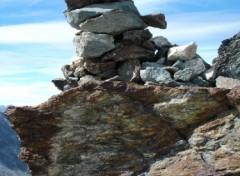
[122,29,152,45]
[64,1,139,29]
[52,78,68,91]
[80,10,147,36]
[74,32,115,58]
[77,75,101,87]
[140,67,176,86]
[174,68,194,82]
[216,76,240,89]
[101,45,154,62]
[141,13,167,29]
[83,60,116,75]
[98,70,117,79]
[117,59,141,82]
[167,42,197,61]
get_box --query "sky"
[0,0,239,106]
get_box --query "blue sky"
[0,0,239,106]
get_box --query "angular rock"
[64,1,139,29]
[174,68,194,82]
[78,75,101,86]
[117,59,141,82]
[216,76,240,89]
[184,56,206,76]
[191,76,210,87]
[140,67,176,86]
[80,10,147,36]
[122,29,152,45]
[213,32,240,79]
[65,0,132,11]
[83,60,116,74]
[141,62,162,69]
[74,66,86,78]
[203,68,215,82]
[141,13,167,29]
[52,78,68,91]
[74,32,115,58]
[151,36,171,48]
[172,60,185,70]
[61,65,74,79]
[101,45,154,62]
[163,66,179,75]
[167,42,197,61]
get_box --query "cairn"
[52,0,214,91]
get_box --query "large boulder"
[213,32,240,79]
[73,32,115,58]
[80,10,147,36]
[64,1,139,29]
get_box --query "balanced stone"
[167,42,197,61]
[80,10,147,36]
[141,13,167,29]
[64,1,139,29]
[74,32,115,58]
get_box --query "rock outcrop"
[5,82,240,175]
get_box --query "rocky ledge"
[5,82,240,176]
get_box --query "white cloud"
[0,21,77,44]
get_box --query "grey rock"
[78,75,101,87]
[203,68,215,82]
[174,68,194,82]
[216,76,240,89]
[151,36,171,48]
[163,66,179,75]
[141,13,167,29]
[64,1,140,29]
[74,66,86,78]
[98,70,117,79]
[183,56,206,76]
[213,32,240,79]
[167,42,197,61]
[141,62,162,69]
[191,76,210,87]
[71,56,85,71]
[172,60,185,70]
[117,59,141,82]
[80,10,147,36]
[83,60,116,75]
[142,40,155,50]
[140,67,176,86]
[74,32,115,58]
[61,65,74,79]
[122,29,152,45]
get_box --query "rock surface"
[6,81,240,176]
[213,32,240,79]
[216,76,240,89]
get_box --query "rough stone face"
[5,82,236,176]
[83,60,116,74]
[64,1,139,29]
[101,45,154,62]
[216,76,240,89]
[140,67,176,86]
[52,78,68,91]
[167,42,197,61]
[213,32,240,79]
[117,59,141,82]
[191,76,210,87]
[122,29,152,46]
[183,56,206,76]
[151,36,171,48]
[80,10,147,36]
[74,32,115,58]
[77,75,101,86]
[141,13,167,29]
[174,68,194,82]
[65,0,132,10]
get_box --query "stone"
[65,0,132,11]
[80,10,147,36]
[151,36,171,48]
[83,60,116,74]
[98,70,117,79]
[74,66,86,78]
[213,32,240,79]
[61,65,74,79]
[70,56,84,70]
[174,68,194,82]
[141,62,162,69]
[122,29,152,46]
[191,76,210,87]
[141,13,167,29]
[52,78,68,91]
[117,59,141,82]
[172,60,185,70]
[74,32,115,58]
[184,56,206,76]
[78,75,101,86]
[203,68,215,81]
[140,67,176,86]
[163,66,179,75]
[101,45,154,62]
[64,1,139,29]
[167,42,197,61]
[216,76,240,89]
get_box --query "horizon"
[0,0,240,106]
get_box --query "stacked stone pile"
[52,0,216,91]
